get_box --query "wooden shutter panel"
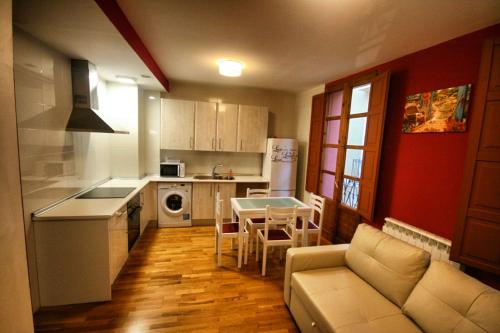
[451,38,500,275]
[305,93,325,193]
[358,72,390,221]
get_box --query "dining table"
[230,196,313,268]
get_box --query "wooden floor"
[34,224,299,332]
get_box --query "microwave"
[160,162,185,177]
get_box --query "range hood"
[66,59,128,134]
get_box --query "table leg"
[301,212,309,247]
[237,212,246,269]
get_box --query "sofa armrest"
[284,244,349,306]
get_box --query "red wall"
[326,24,500,239]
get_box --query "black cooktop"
[76,187,136,199]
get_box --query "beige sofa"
[284,224,500,333]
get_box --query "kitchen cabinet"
[217,183,237,219]
[108,205,128,283]
[140,182,157,234]
[192,183,215,219]
[160,99,195,150]
[237,105,268,153]
[160,98,267,153]
[192,182,236,220]
[194,101,217,151]
[217,103,238,152]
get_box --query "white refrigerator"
[262,138,298,197]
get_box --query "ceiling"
[14,0,500,92]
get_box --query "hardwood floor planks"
[34,224,298,332]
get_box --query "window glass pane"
[341,178,359,209]
[350,83,371,115]
[325,120,340,144]
[319,173,335,200]
[327,90,343,117]
[322,148,337,172]
[347,117,367,146]
[344,149,363,177]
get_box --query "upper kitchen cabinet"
[217,103,238,152]
[237,105,268,153]
[194,101,217,151]
[160,99,195,150]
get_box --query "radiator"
[383,217,460,269]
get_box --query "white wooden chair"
[256,205,297,276]
[244,187,270,254]
[214,192,248,267]
[287,193,325,246]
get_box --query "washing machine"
[158,183,192,227]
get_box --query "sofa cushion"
[345,223,430,307]
[291,266,422,333]
[403,261,500,333]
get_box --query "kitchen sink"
[193,175,235,180]
[193,175,213,180]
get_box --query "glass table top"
[235,197,306,210]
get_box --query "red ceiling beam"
[95,0,170,91]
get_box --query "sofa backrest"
[403,261,500,333]
[345,223,430,307]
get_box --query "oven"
[127,193,141,251]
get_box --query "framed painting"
[402,84,471,133]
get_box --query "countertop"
[33,175,268,221]
[148,175,269,183]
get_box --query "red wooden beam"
[95,0,170,91]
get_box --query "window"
[307,71,390,223]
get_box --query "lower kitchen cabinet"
[217,183,236,219]
[140,182,157,234]
[108,205,128,283]
[192,182,236,220]
[192,183,215,219]
[33,198,146,307]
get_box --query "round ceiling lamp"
[218,60,243,77]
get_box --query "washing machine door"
[161,190,188,217]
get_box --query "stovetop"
[76,187,136,199]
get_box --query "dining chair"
[214,192,248,267]
[256,205,297,276]
[245,187,270,254]
[287,193,325,246]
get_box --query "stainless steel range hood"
[66,59,128,134]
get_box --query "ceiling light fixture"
[218,60,243,77]
[115,75,137,84]
[148,95,156,100]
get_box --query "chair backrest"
[263,205,297,238]
[246,187,270,198]
[309,193,325,229]
[215,192,223,228]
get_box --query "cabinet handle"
[219,138,222,150]
[210,184,213,197]
[240,139,243,151]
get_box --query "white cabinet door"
[160,99,195,150]
[237,105,268,153]
[194,101,217,151]
[192,183,215,219]
[108,205,128,284]
[215,183,237,219]
[217,103,238,152]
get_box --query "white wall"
[295,84,325,201]
[107,82,140,178]
[0,1,34,331]
[143,90,161,175]
[13,28,113,311]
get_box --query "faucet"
[212,163,223,179]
